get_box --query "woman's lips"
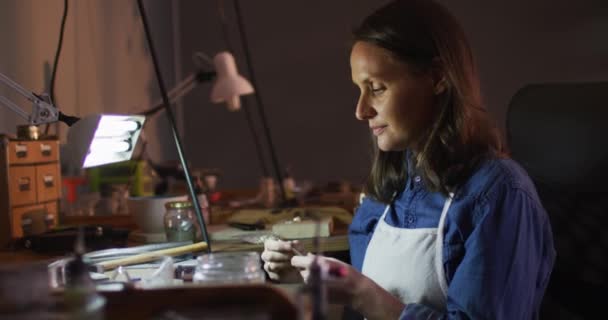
[371,126,387,136]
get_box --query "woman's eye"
[371,87,385,95]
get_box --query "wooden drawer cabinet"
[1,135,61,246]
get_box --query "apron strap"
[435,192,454,296]
[378,191,398,221]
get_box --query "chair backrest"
[508,82,608,192]
[507,82,608,319]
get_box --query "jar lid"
[165,201,193,209]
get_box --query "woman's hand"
[291,254,367,306]
[261,239,304,283]
[291,254,405,320]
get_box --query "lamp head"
[67,114,145,168]
[210,51,254,111]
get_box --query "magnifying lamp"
[0,70,145,168]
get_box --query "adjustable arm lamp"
[137,51,275,198]
[136,5,290,208]
[139,51,254,117]
[0,71,145,169]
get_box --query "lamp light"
[68,114,145,169]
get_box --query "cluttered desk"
[0,204,354,319]
[0,172,356,318]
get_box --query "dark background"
[166,0,608,190]
[0,0,606,190]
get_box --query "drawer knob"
[40,144,53,157]
[18,177,31,191]
[43,175,55,187]
[15,144,28,158]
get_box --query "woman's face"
[350,41,438,152]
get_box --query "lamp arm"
[0,71,60,125]
[0,71,37,100]
[138,70,215,117]
[0,95,30,120]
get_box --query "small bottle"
[164,201,197,242]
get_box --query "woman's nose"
[355,96,376,120]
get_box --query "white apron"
[361,193,453,312]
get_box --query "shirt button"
[414,176,421,183]
[406,215,415,225]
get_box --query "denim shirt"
[349,157,556,319]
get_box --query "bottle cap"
[165,201,193,210]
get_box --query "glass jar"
[164,201,197,242]
[193,252,265,285]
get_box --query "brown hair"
[354,0,504,202]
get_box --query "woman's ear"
[434,76,448,95]
[431,58,448,95]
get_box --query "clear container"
[164,201,197,242]
[193,252,266,285]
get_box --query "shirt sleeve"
[400,184,555,319]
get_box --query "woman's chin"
[377,140,407,152]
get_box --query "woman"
[262,0,555,318]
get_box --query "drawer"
[36,163,61,202]
[7,140,59,164]
[8,141,40,164]
[45,202,59,229]
[8,166,37,206]
[36,140,60,162]
[11,204,45,238]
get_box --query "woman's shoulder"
[357,194,387,217]
[458,156,540,203]
[350,193,387,234]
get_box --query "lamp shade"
[67,114,145,168]
[210,51,254,111]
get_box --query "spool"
[16,125,40,140]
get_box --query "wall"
[178,0,608,189]
[2,0,606,190]
[447,0,608,131]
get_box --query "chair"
[507,82,608,319]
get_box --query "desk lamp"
[136,5,290,208]
[139,51,254,117]
[0,71,145,168]
[136,51,276,207]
